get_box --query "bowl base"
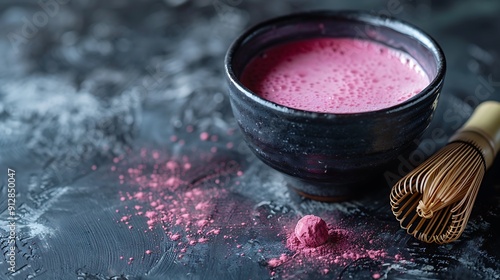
[291,188,355,202]
[285,174,386,202]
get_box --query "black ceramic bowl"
[225,10,446,201]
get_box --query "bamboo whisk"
[390,101,500,244]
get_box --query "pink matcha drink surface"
[241,38,430,113]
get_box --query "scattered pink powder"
[268,253,289,268]
[294,215,329,247]
[113,129,402,276]
[115,133,243,260]
[170,233,181,241]
[200,132,209,141]
[198,237,209,243]
[120,215,130,223]
[152,151,160,159]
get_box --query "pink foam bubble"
[241,38,429,113]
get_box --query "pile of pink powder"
[267,215,405,279]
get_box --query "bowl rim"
[224,10,446,118]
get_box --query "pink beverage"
[241,38,430,113]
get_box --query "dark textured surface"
[0,1,499,279]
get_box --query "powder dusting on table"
[109,129,404,276]
[113,129,243,260]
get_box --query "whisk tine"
[390,101,500,244]
[420,206,448,242]
[391,146,485,243]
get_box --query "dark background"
[0,0,499,279]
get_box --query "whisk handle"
[450,101,500,169]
